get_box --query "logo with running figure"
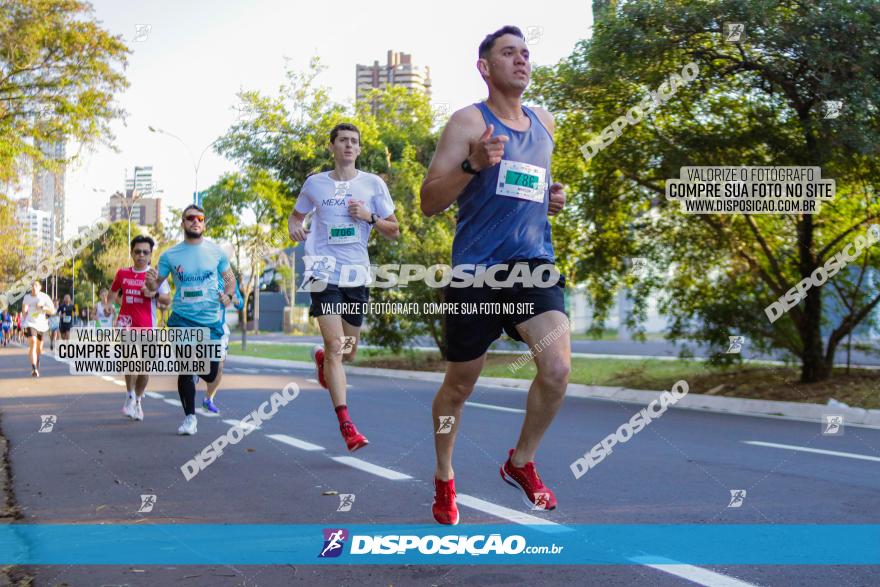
[436,416,455,434]
[724,22,745,42]
[726,336,744,354]
[299,256,336,293]
[728,489,746,508]
[822,100,843,119]
[138,494,157,513]
[338,336,356,355]
[337,494,355,512]
[822,415,844,436]
[533,492,551,510]
[38,415,56,433]
[318,528,349,558]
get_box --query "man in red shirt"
[109,235,171,421]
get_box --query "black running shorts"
[444,259,567,362]
[309,284,369,328]
[24,327,46,340]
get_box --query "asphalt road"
[0,344,878,586]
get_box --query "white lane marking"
[266,433,324,452]
[100,375,115,382]
[744,440,880,462]
[330,456,412,480]
[455,494,566,529]
[465,401,525,414]
[195,407,220,418]
[144,392,164,399]
[163,398,182,407]
[631,557,759,587]
[223,418,259,432]
[111,380,125,387]
[237,368,260,374]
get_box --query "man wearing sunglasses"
[109,235,171,421]
[144,205,236,435]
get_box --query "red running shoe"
[500,448,557,510]
[311,345,328,389]
[432,477,459,525]
[340,421,369,452]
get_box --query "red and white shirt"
[110,267,170,328]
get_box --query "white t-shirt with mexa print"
[294,170,395,287]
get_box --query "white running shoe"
[132,401,144,421]
[177,414,197,435]
[122,396,136,419]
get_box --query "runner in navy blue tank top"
[421,25,570,525]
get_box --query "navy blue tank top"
[452,102,556,267]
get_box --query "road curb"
[226,354,880,428]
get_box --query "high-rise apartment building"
[356,51,431,112]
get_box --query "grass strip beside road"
[228,342,880,409]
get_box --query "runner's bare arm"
[421,106,507,216]
[374,213,400,240]
[288,210,309,242]
[531,106,566,216]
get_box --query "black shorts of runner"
[444,259,567,363]
[24,327,46,340]
[309,284,369,327]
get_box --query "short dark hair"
[478,26,525,59]
[330,123,360,144]
[131,235,155,251]
[182,204,205,218]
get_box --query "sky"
[38,0,594,238]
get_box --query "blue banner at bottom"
[0,524,876,565]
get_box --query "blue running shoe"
[202,397,219,414]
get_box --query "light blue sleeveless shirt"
[451,102,556,266]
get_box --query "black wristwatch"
[461,158,479,175]
[369,213,378,225]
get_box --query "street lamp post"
[148,126,220,203]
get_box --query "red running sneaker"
[500,448,557,510]
[311,345,328,389]
[340,421,369,452]
[432,477,459,525]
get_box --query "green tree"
[0,0,129,184]
[0,194,32,286]
[79,221,141,288]
[202,167,289,349]
[529,0,880,382]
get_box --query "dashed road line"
[744,440,880,462]
[329,456,412,480]
[266,433,324,452]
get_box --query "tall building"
[356,50,431,111]
[101,190,162,228]
[15,200,52,260]
[31,139,66,244]
[125,166,154,196]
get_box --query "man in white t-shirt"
[288,122,400,452]
[21,281,56,377]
